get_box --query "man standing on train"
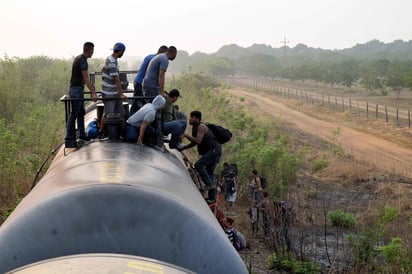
[65,42,98,148]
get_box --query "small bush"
[312,157,329,173]
[268,252,320,273]
[328,209,356,228]
[378,237,403,264]
[381,206,398,223]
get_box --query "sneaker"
[161,134,170,142]
[202,185,216,192]
[151,144,165,152]
[65,141,77,148]
[169,142,184,150]
[98,132,108,140]
[79,136,91,141]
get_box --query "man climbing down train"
[180,110,222,202]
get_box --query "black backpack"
[260,176,268,189]
[230,163,238,176]
[206,123,233,144]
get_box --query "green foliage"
[347,227,378,265]
[268,252,320,273]
[0,56,66,216]
[347,205,403,269]
[311,157,328,173]
[328,209,356,228]
[169,73,303,199]
[381,206,399,223]
[378,237,403,264]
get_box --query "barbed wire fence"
[223,77,412,128]
[223,77,412,178]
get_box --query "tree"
[385,74,405,99]
[360,74,383,94]
[206,57,234,76]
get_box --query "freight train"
[0,72,247,273]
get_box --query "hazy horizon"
[1,0,411,59]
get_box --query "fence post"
[375,104,378,119]
[366,102,369,119]
[409,110,411,128]
[349,98,352,112]
[396,108,399,127]
[385,106,388,122]
[342,97,344,112]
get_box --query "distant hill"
[211,39,412,61]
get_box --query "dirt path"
[228,88,412,178]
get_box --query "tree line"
[170,40,412,98]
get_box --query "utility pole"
[280,36,290,57]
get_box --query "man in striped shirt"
[99,42,128,137]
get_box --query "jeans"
[65,86,85,142]
[130,82,144,113]
[195,145,222,188]
[143,86,160,103]
[162,120,187,146]
[126,123,158,143]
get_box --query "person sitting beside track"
[126,95,165,146]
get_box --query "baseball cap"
[168,89,181,98]
[112,42,126,51]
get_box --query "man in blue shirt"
[143,46,177,101]
[130,45,168,112]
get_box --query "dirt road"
[228,88,412,178]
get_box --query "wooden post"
[375,104,378,119]
[385,106,388,122]
[366,102,369,119]
[396,108,399,127]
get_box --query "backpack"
[228,177,236,195]
[233,229,247,251]
[230,163,238,176]
[86,120,98,139]
[279,201,295,226]
[259,176,268,189]
[206,123,233,144]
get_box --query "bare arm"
[137,121,149,145]
[255,177,262,190]
[158,69,166,96]
[82,70,97,102]
[183,124,207,145]
[114,75,128,100]
[180,124,208,151]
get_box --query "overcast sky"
[1,0,411,59]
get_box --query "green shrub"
[381,206,398,223]
[378,237,403,264]
[269,252,320,273]
[312,157,328,173]
[328,209,356,228]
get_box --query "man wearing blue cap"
[99,42,128,138]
